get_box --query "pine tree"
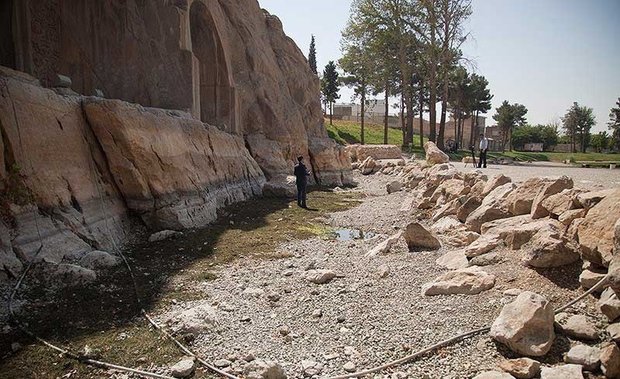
[321,61,340,125]
[308,35,317,75]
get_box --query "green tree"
[321,61,340,125]
[609,97,620,150]
[308,35,317,75]
[511,124,558,151]
[467,73,493,148]
[590,131,610,153]
[562,102,595,153]
[447,65,471,149]
[493,101,528,151]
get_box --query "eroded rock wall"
[0,66,266,280]
[8,0,351,186]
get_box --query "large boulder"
[424,141,449,165]
[466,183,515,233]
[577,188,620,267]
[559,314,599,341]
[464,234,502,258]
[530,176,574,219]
[598,287,620,322]
[422,267,496,296]
[436,250,469,270]
[360,156,379,175]
[457,196,483,223]
[481,174,512,197]
[78,250,121,270]
[522,228,580,268]
[576,188,616,209]
[600,342,620,378]
[490,292,555,356]
[347,144,402,162]
[505,177,549,216]
[403,222,441,251]
[540,189,580,218]
[162,301,218,336]
[564,345,600,371]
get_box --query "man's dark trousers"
[296,181,307,208]
[478,150,487,168]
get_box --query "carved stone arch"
[188,0,237,134]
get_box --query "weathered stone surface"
[481,174,512,197]
[457,196,482,222]
[611,253,620,294]
[84,99,266,230]
[505,178,549,216]
[466,183,515,233]
[162,301,218,336]
[422,267,495,296]
[600,342,620,378]
[559,209,587,226]
[436,250,469,270]
[522,228,580,268]
[243,360,287,379]
[432,198,462,221]
[560,315,599,341]
[470,252,503,267]
[564,345,600,371]
[499,358,540,379]
[304,269,337,284]
[346,144,402,162]
[541,189,579,218]
[530,176,574,219]
[490,292,555,356]
[576,189,615,209]
[608,323,620,343]
[148,230,183,243]
[404,222,441,251]
[424,141,449,165]
[579,268,607,292]
[386,181,403,194]
[473,372,516,379]
[577,188,620,267]
[366,232,403,257]
[598,288,620,322]
[465,234,502,258]
[540,365,584,379]
[360,156,379,175]
[171,357,196,378]
[0,221,22,279]
[78,251,121,270]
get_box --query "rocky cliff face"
[0,67,265,281]
[4,0,351,186]
[0,0,352,281]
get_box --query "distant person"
[294,156,310,208]
[478,133,489,168]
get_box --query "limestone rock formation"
[424,141,449,165]
[346,144,402,162]
[403,222,441,251]
[422,267,496,296]
[490,291,555,356]
[578,188,620,267]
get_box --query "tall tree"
[562,102,595,153]
[493,101,527,151]
[468,73,493,147]
[447,65,471,149]
[609,97,620,150]
[590,131,610,153]
[308,35,317,75]
[321,61,340,125]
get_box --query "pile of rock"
[364,141,620,378]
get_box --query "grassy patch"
[0,188,362,378]
[325,119,424,148]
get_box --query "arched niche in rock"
[189,1,237,134]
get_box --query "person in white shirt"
[478,133,489,168]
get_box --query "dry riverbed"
[0,171,608,378]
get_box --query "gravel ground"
[158,170,607,379]
[452,161,620,189]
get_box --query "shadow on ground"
[0,188,362,378]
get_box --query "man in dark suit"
[294,156,310,208]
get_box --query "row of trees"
[335,0,494,150]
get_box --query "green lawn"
[326,119,423,148]
[325,119,620,163]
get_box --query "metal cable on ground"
[327,274,611,379]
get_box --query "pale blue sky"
[259,0,619,133]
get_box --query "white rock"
[148,230,182,242]
[162,301,218,336]
[366,232,403,257]
[377,264,390,278]
[243,360,287,379]
[607,323,620,343]
[214,359,233,368]
[540,364,584,379]
[422,267,496,296]
[436,250,469,270]
[564,345,600,371]
[304,269,337,284]
[343,361,357,373]
[490,291,555,356]
[171,357,195,378]
[561,315,599,341]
